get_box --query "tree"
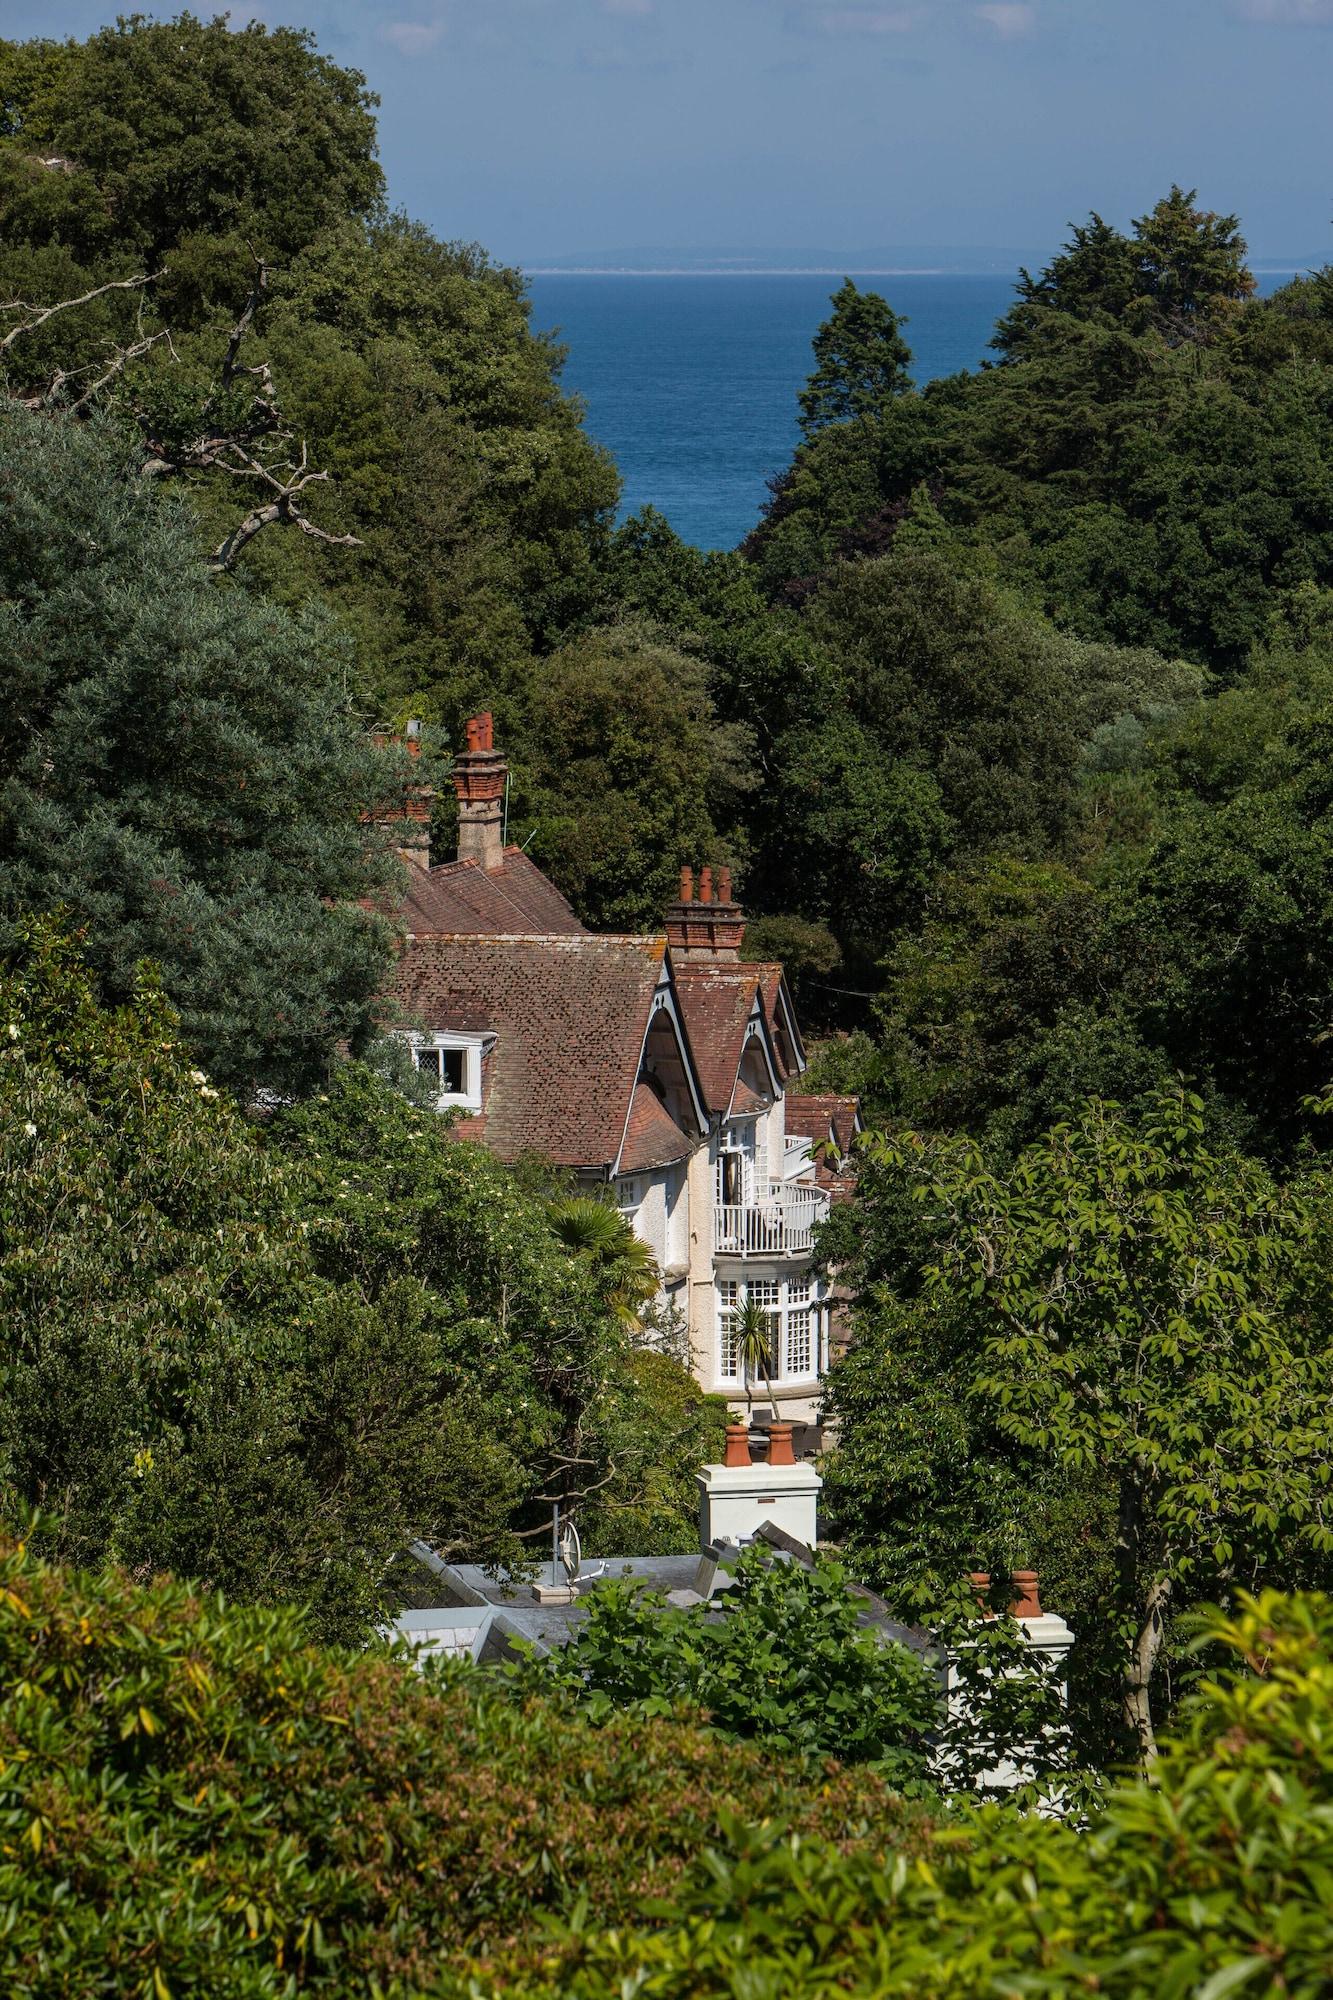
[0,15,382,306]
[733,1296,779,1421]
[522,1544,939,1781]
[547,1195,661,1328]
[0,921,501,1645]
[0,20,620,708]
[271,1060,717,1567]
[804,548,1081,863]
[0,405,403,1096]
[799,279,913,436]
[853,1089,1333,1763]
[1131,184,1254,333]
[0,928,721,1640]
[506,623,752,932]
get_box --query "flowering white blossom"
[23,1121,37,1139]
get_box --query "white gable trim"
[612,961,709,1176]
[725,991,784,1116]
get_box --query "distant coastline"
[526,266,978,278]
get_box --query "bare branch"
[0,273,157,355]
[22,328,180,416]
[209,460,362,573]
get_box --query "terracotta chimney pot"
[717,864,733,904]
[766,1422,796,1467]
[679,864,694,903]
[699,865,714,904]
[1010,1570,1043,1620]
[723,1423,752,1468]
[465,715,481,751]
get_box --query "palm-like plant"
[734,1295,779,1421]
[547,1195,660,1329]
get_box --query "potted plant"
[734,1296,795,1464]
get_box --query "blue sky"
[8,2,1332,265]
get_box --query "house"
[383,715,854,1426]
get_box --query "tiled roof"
[402,851,585,938]
[391,934,668,1167]
[754,964,805,1077]
[784,1093,861,1154]
[672,964,769,1115]
[730,1078,770,1117]
[620,1082,695,1172]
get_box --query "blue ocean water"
[528,270,1297,554]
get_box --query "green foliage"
[0,18,618,720]
[829,1088,1333,1763]
[799,278,913,436]
[0,405,403,1096]
[0,920,454,1643]
[0,14,381,308]
[506,623,751,930]
[748,192,1333,672]
[0,1528,926,1996]
[505,1594,1333,2000]
[546,1193,661,1327]
[524,1545,940,1782]
[0,931,713,1639]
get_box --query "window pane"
[787,1276,811,1306]
[748,1281,779,1309]
[785,1309,812,1378]
[416,1048,442,1080]
[441,1048,465,1092]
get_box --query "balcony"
[714,1180,830,1258]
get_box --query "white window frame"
[401,1030,486,1112]
[715,1273,824,1390]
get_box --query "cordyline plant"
[861,1084,1333,1765]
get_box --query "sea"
[527,270,1300,554]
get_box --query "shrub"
[0,1528,928,1998]
[484,1590,1333,1997]
[520,1545,939,1784]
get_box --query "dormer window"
[400,1030,486,1111]
[415,1046,465,1094]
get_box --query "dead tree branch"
[0,272,157,355]
[5,261,361,574]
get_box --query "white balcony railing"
[714,1180,830,1258]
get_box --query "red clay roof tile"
[619,1081,695,1172]
[391,933,667,1168]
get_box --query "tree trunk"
[1116,1474,1170,1769]
[1124,1572,1171,1768]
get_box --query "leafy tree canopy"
[0,405,403,1096]
[799,277,913,436]
[0,927,716,1640]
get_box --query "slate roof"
[401,851,585,938]
[620,1081,696,1172]
[673,964,773,1116]
[390,934,669,1167]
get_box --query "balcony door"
[715,1121,756,1210]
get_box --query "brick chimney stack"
[666,862,746,961]
[370,718,433,870]
[452,711,507,871]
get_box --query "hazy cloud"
[791,5,921,33]
[1235,0,1333,18]
[381,17,446,54]
[974,2,1036,35]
